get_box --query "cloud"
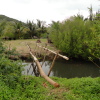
[13,0,32,4]
[0,0,99,24]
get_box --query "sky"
[0,0,99,24]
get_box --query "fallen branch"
[27,44,60,87]
[37,44,69,60]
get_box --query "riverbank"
[4,39,100,67]
[1,76,100,100]
[4,39,59,60]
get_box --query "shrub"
[48,16,100,60]
[0,56,24,88]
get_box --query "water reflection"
[52,60,100,78]
[22,61,53,76]
[22,60,100,78]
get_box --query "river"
[22,60,100,78]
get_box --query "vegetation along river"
[22,60,100,78]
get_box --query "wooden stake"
[48,52,58,76]
[9,44,11,51]
[34,43,38,55]
[41,44,48,67]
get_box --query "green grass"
[0,76,100,100]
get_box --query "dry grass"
[4,39,57,55]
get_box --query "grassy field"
[0,76,100,100]
[4,39,57,55]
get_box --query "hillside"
[0,14,23,23]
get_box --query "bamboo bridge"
[26,43,69,88]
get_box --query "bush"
[65,77,100,100]
[48,16,100,60]
[0,40,24,88]
[0,56,24,88]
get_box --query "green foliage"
[0,80,12,100]
[0,40,24,88]
[0,16,47,39]
[0,15,26,39]
[41,33,48,38]
[0,40,47,99]
[26,20,37,38]
[0,76,48,100]
[0,57,23,76]
[64,77,100,100]
[0,20,6,37]
[48,15,100,60]
[0,40,5,54]
[26,20,47,39]
[0,76,100,100]
[0,56,24,88]
[2,22,15,38]
[0,15,20,22]
[13,21,25,39]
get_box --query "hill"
[0,14,23,23]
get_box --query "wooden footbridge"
[26,43,69,88]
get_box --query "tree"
[2,22,15,39]
[13,21,24,39]
[0,21,6,37]
[26,20,36,38]
[36,19,47,38]
[95,10,100,20]
[48,15,100,60]
[88,5,93,21]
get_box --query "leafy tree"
[48,15,100,60]
[36,19,47,38]
[0,20,6,37]
[2,22,15,38]
[13,21,24,39]
[26,20,47,39]
[88,5,93,21]
[95,10,100,20]
[26,20,36,38]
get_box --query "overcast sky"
[0,0,99,24]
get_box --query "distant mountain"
[0,15,23,23]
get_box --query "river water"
[22,60,100,78]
